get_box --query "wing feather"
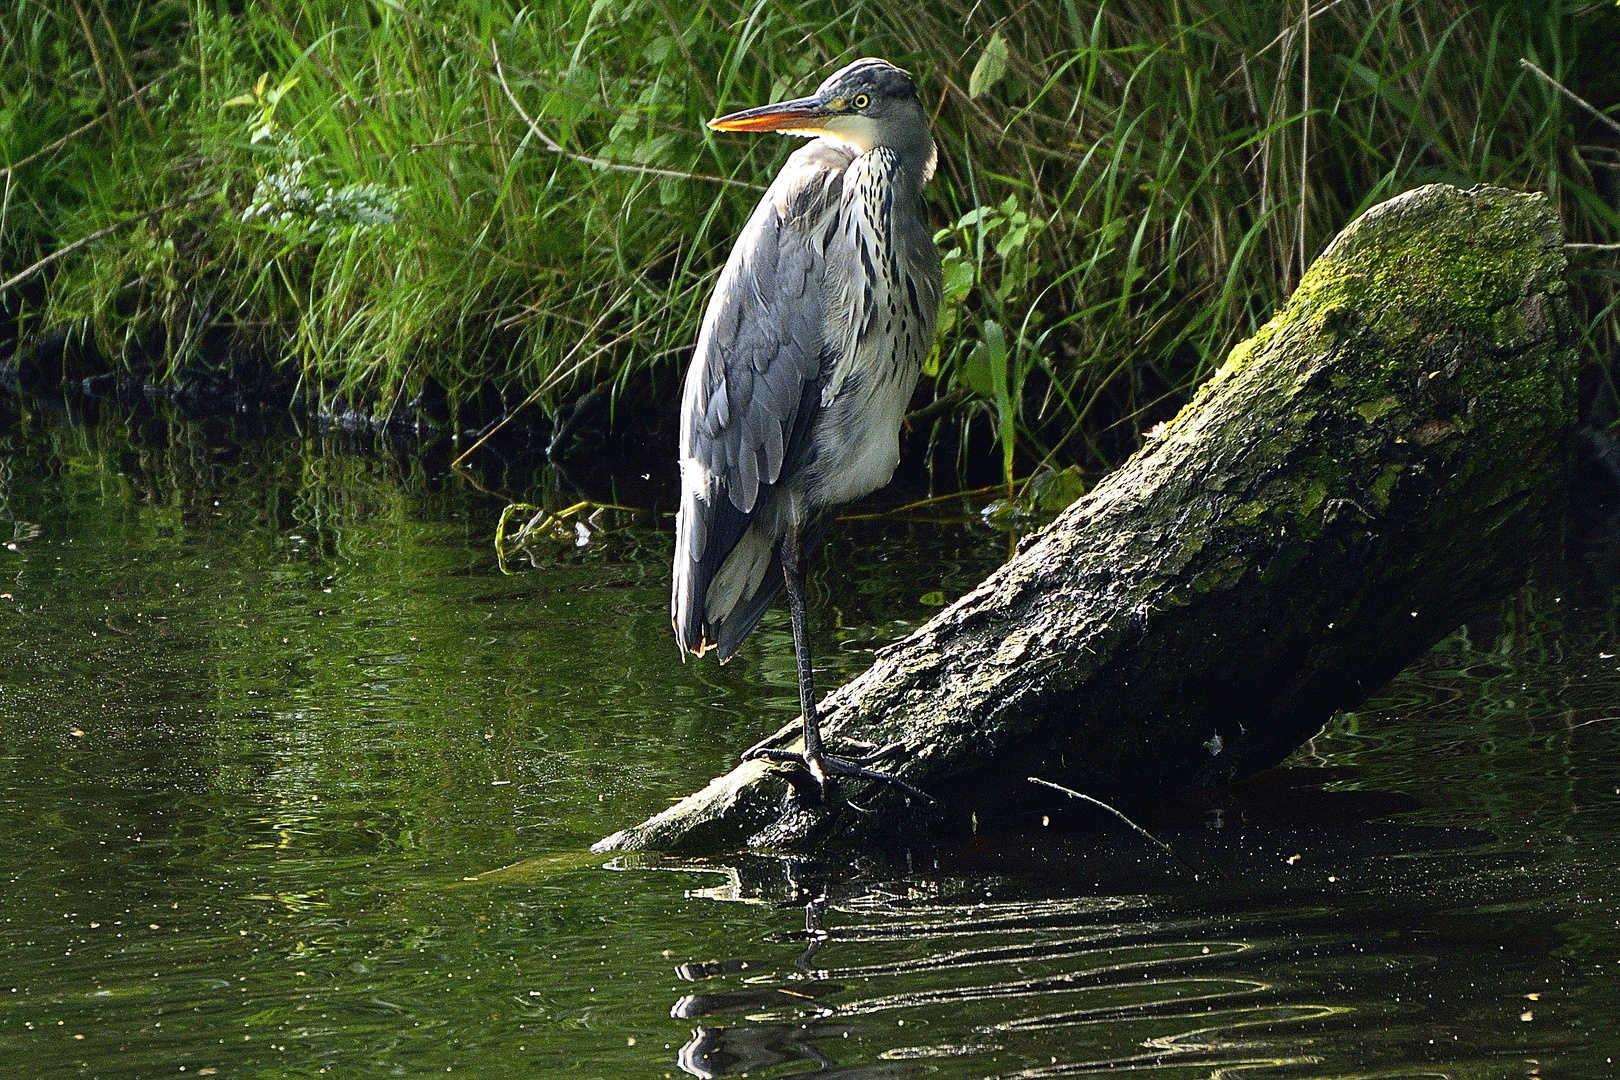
[672,141,854,654]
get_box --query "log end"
[591,759,789,854]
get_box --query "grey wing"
[672,143,850,656]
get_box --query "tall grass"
[3,0,1617,476]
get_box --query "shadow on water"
[0,402,1618,1077]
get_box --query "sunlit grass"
[3,0,1616,474]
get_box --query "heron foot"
[829,740,907,766]
[743,746,934,806]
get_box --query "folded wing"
[672,141,853,656]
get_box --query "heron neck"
[828,135,935,192]
[800,116,935,188]
[881,120,937,190]
[913,138,938,186]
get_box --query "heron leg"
[781,524,832,801]
[740,526,933,807]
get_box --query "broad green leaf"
[968,32,1009,99]
[962,339,997,399]
[265,75,299,106]
[643,36,675,64]
[978,320,1014,486]
[962,319,1009,403]
[943,258,975,302]
[922,338,944,378]
[955,206,991,230]
[996,222,1030,258]
[1097,218,1128,245]
[1027,466,1089,512]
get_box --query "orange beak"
[707,95,831,133]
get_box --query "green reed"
[2,0,1616,475]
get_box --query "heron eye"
[852,94,870,110]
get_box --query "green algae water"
[1,405,1618,1078]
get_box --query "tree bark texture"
[596,183,1577,855]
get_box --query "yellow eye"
[852,94,870,109]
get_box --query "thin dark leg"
[781,525,831,799]
[741,526,935,807]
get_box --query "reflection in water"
[679,1021,846,1079]
[659,866,1503,1077]
[647,760,1616,1077]
[0,407,1616,1078]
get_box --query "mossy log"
[596,183,1576,855]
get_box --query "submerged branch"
[0,190,213,297]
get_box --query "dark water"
[1,406,1618,1079]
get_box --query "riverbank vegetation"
[3,0,1618,482]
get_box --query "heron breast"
[806,370,912,507]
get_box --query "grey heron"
[672,57,942,805]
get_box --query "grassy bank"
[3,0,1618,480]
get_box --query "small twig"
[901,386,971,428]
[68,0,117,150]
[1247,0,1349,63]
[0,191,212,297]
[1029,776,1197,877]
[1,73,172,183]
[838,478,1033,521]
[1567,242,1620,251]
[449,286,633,468]
[492,42,761,191]
[1519,58,1620,141]
[95,0,155,137]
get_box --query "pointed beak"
[707,95,830,133]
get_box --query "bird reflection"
[674,878,842,1077]
[671,979,842,1021]
[677,1022,840,1079]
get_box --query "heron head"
[709,58,934,178]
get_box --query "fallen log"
[596,182,1576,854]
